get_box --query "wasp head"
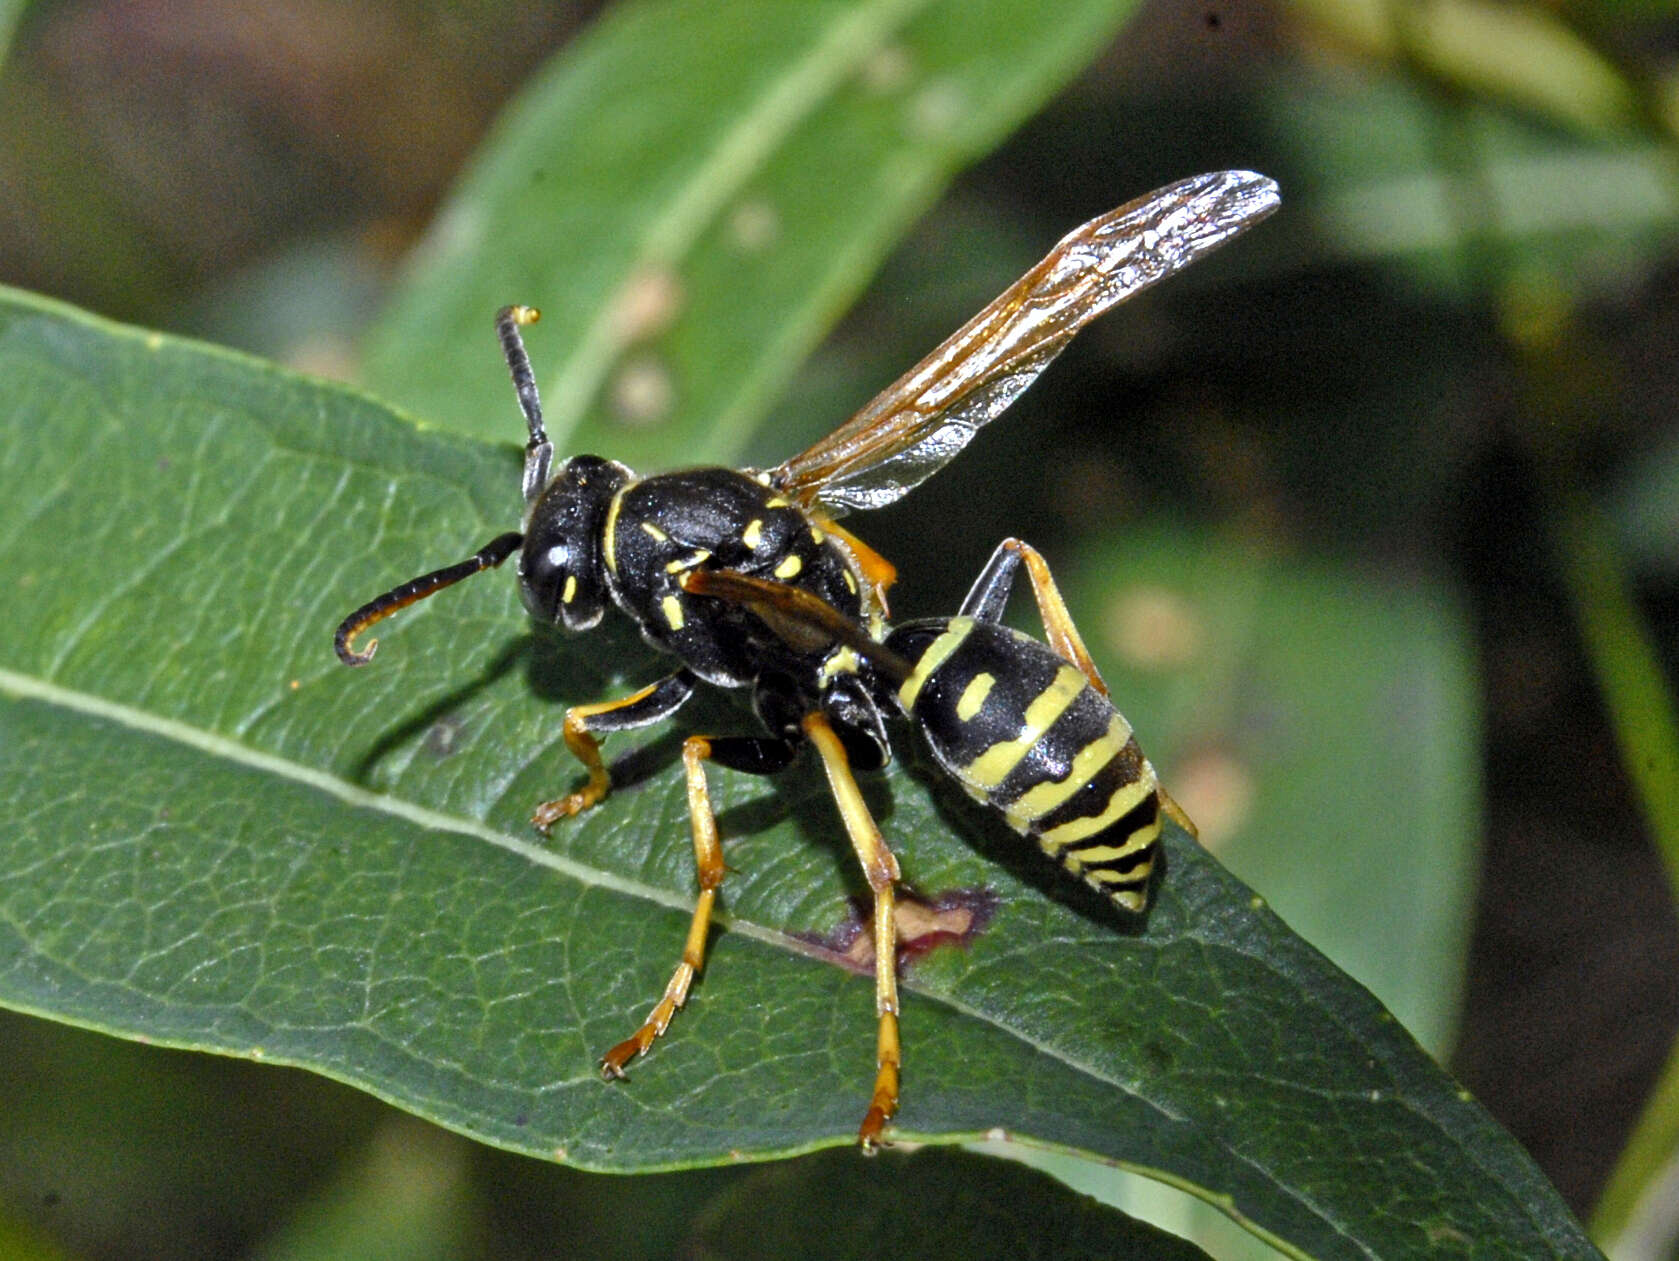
[518,454,632,633]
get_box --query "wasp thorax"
[518,454,632,632]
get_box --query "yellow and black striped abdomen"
[884,616,1161,913]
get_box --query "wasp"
[334,170,1279,1147]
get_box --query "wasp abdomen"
[885,616,1160,912]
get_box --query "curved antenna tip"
[335,633,379,667]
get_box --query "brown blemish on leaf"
[795,888,1000,976]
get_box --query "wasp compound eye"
[518,454,631,632]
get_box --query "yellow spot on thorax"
[665,548,712,574]
[661,595,685,631]
[955,672,995,722]
[774,553,803,580]
[562,574,578,604]
[641,521,668,542]
[820,646,862,681]
[742,519,764,549]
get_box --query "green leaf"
[1280,0,1638,136]
[248,1117,473,1261]
[0,290,1600,1258]
[1265,69,1679,295]
[0,0,23,75]
[1612,425,1679,576]
[361,0,1140,466]
[683,1147,1216,1260]
[1552,493,1679,1247]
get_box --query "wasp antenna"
[334,531,525,666]
[497,305,552,502]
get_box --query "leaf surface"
[0,290,1600,1258]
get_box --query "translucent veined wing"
[768,170,1280,514]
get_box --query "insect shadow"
[345,613,653,783]
[346,635,528,785]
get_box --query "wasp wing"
[768,170,1280,514]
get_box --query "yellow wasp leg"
[530,706,614,829]
[813,513,897,619]
[599,734,726,1076]
[531,674,691,830]
[1159,786,1200,841]
[1002,539,1200,841]
[802,711,903,1150]
[1000,537,1110,697]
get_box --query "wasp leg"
[811,513,897,618]
[600,732,797,1077]
[802,711,902,1150]
[959,537,1109,697]
[1004,542,1205,839]
[1158,786,1200,841]
[531,670,697,829]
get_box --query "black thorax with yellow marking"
[595,466,867,690]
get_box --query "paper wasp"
[334,169,1279,1146]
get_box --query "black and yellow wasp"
[334,170,1280,1146]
